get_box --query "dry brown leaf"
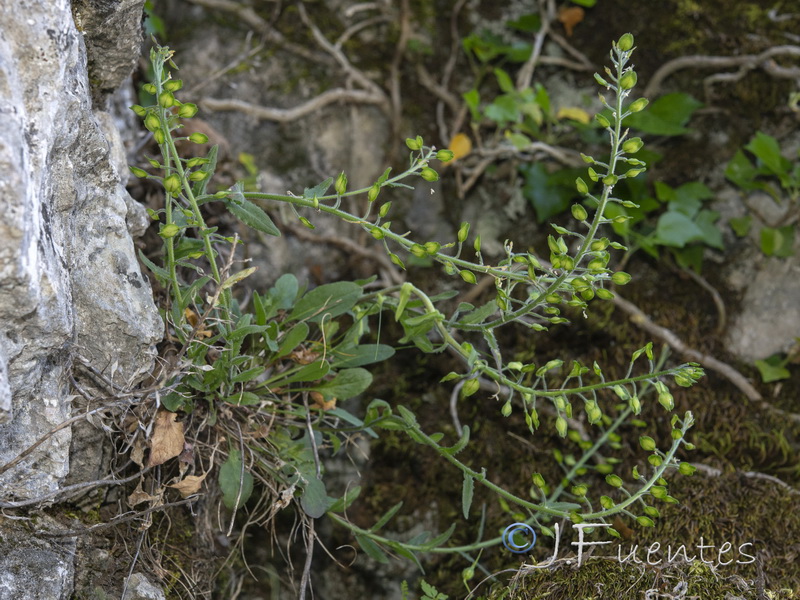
[168,473,208,498]
[558,6,584,37]
[289,347,320,365]
[310,391,336,411]
[183,307,213,339]
[130,438,145,468]
[128,481,161,507]
[148,409,185,467]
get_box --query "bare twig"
[516,0,553,90]
[691,462,800,495]
[643,45,800,98]
[610,293,763,402]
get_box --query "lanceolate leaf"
[289,281,362,323]
[355,535,389,563]
[462,472,474,519]
[312,368,372,400]
[225,182,281,236]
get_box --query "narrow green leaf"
[355,535,389,563]
[289,281,362,323]
[312,368,372,400]
[369,501,404,532]
[138,249,170,284]
[303,177,333,200]
[220,266,258,291]
[327,485,362,513]
[462,472,474,519]
[276,322,310,358]
[331,344,395,367]
[225,182,281,236]
[191,144,218,197]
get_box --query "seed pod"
[420,167,439,182]
[370,227,384,240]
[163,173,181,195]
[639,436,656,451]
[622,137,643,153]
[410,244,427,258]
[367,184,380,202]
[679,462,697,476]
[555,416,568,438]
[189,132,209,144]
[619,70,638,90]
[461,378,480,397]
[405,136,422,151]
[389,253,405,269]
[178,103,198,118]
[600,495,615,509]
[575,177,589,195]
[129,166,148,178]
[459,270,477,284]
[335,171,347,195]
[188,170,209,181]
[571,204,588,221]
[636,515,654,528]
[164,79,183,92]
[457,222,470,243]
[605,474,623,488]
[436,149,455,162]
[603,174,619,186]
[130,104,147,117]
[299,217,315,229]
[424,241,441,255]
[629,97,649,113]
[159,223,180,238]
[611,271,632,285]
[158,91,175,108]
[144,113,160,132]
[473,236,481,253]
[658,391,674,411]
[595,113,611,128]
[617,33,634,52]
[594,73,610,88]
[501,401,512,417]
[379,202,392,218]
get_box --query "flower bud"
[130,104,147,117]
[164,79,183,92]
[605,474,623,488]
[617,33,634,52]
[636,515,654,528]
[379,202,392,218]
[299,217,315,229]
[473,236,481,253]
[555,416,568,438]
[595,113,610,128]
[129,166,148,178]
[594,73,610,88]
[501,401,512,417]
[658,391,674,411]
[389,253,405,269]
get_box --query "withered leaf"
[558,6,584,37]
[130,438,145,468]
[128,481,161,507]
[148,409,185,467]
[168,473,208,498]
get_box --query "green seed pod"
[658,391,674,411]
[188,170,209,181]
[443,262,457,275]
[531,473,546,488]
[501,401,512,417]
[370,227,385,240]
[600,495,615,509]
[410,244,427,258]
[593,73,610,87]
[436,149,455,162]
[186,157,206,168]
[142,83,157,95]
[611,271,632,285]
[461,378,480,398]
[603,174,619,186]
[130,104,147,117]
[457,221,470,243]
[636,515,654,528]
[379,202,392,218]
[595,288,614,300]
[619,70,638,90]
[639,436,656,451]
[367,184,380,202]
[189,132,209,144]
[420,167,439,182]
[144,113,160,132]
[424,241,441,255]
[462,567,475,582]
[571,204,588,221]
[459,270,477,284]
[625,168,645,178]
[334,171,347,195]
[605,474,623,488]
[648,454,663,467]
[629,395,642,414]
[575,177,589,195]
[178,103,198,118]
[587,402,602,424]
[587,167,599,182]
[595,113,611,128]
[622,137,644,154]
[571,485,588,497]
[159,223,180,238]
[389,253,405,269]
[158,91,175,108]
[405,136,422,151]
[617,33,634,52]
[650,485,668,499]
[679,462,697,476]
[153,128,166,144]
[164,79,183,92]
[629,97,649,113]
[163,173,181,195]
[473,235,481,253]
[299,217,315,229]
[129,166,148,178]
[555,416,568,438]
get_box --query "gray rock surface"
[0,0,161,597]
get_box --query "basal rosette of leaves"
[129,35,703,581]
